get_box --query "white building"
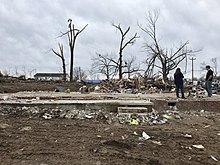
[34,73,67,81]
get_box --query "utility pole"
[211,57,217,77]
[189,57,196,83]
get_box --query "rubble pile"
[1,104,218,127]
[0,104,188,126]
[88,78,169,94]
[84,78,214,99]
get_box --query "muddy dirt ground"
[0,81,220,165]
[0,111,220,165]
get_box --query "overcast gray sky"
[0,0,220,78]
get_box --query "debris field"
[0,90,220,165]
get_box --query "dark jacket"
[206,69,213,81]
[174,72,184,85]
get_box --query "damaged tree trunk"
[67,19,88,82]
[52,43,67,81]
[112,24,139,80]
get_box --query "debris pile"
[0,104,181,126]
[88,78,171,94]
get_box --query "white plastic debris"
[21,106,28,110]
[142,131,150,140]
[210,155,218,162]
[94,86,100,91]
[200,110,205,113]
[192,145,204,149]
[133,131,138,136]
[151,140,162,145]
[122,134,128,140]
[85,114,94,119]
[184,134,192,138]
[42,113,52,119]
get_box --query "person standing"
[205,65,213,97]
[174,68,185,98]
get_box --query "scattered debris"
[80,85,90,94]
[192,145,205,149]
[183,134,192,138]
[85,114,94,119]
[21,126,32,131]
[162,114,172,119]
[42,113,52,120]
[25,99,32,103]
[210,155,219,162]
[130,117,139,125]
[141,131,150,140]
[133,131,138,136]
[2,96,9,101]
[55,87,65,92]
[151,140,162,145]
[104,127,110,131]
[0,123,10,129]
[65,88,70,93]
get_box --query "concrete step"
[117,106,151,116]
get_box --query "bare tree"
[91,53,116,80]
[138,10,196,83]
[112,23,139,79]
[59,19,88,82]
[92,52,141,80]
[74,67,87,82]
[52,43,67,81]
[124,56,142,79]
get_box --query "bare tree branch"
[112,23,139,79]
[51,43,67,81]
[139,10,200,82]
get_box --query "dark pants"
[205,81,212,97]
[175,83,184,98]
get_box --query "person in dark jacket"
[205,65,213,97]
[174,68,185,98]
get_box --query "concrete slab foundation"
[0,92,219,115]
